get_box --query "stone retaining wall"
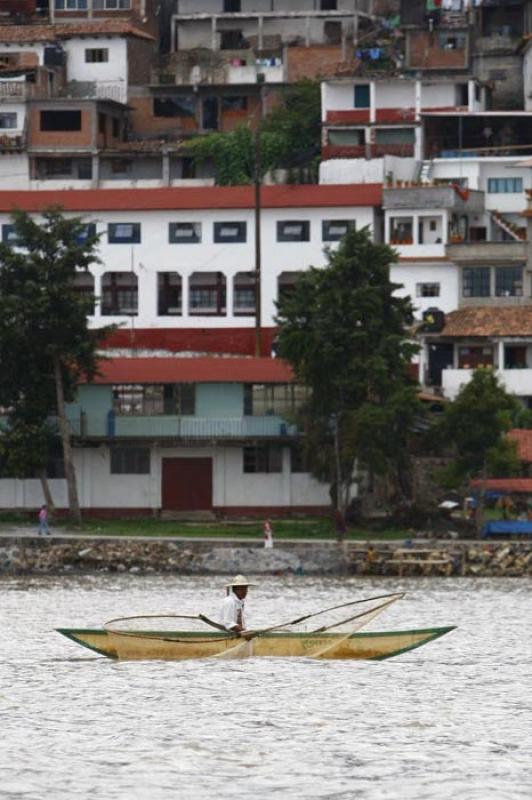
[0,538,531,577]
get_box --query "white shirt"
[219,592,246,631]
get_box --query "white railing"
[68,414,298,439]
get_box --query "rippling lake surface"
[1,574,531,800]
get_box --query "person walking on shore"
[263,519,274,549]
[38,505,50,536]
[219,575,254,633]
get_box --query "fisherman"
[219,574,254,634]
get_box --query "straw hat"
[225,574,255,587]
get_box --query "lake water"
[0,574,531,800]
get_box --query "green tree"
[275,228,420,519]
[187,80,321,185]
[439,368,520,534]
[0,207,114,523]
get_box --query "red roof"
[91,357,294,384]
[508,429,532,463]
[0,22,155,42]
[470,478,532,494]
[0,184,382,213]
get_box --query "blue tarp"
[482,520,532,538]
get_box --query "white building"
[0,184,381,347]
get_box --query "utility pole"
[254,74,265,357]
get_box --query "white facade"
[0,444,331,512]
[524,41,532,113]
[62,37,129,103]
[391,261,459,317]
[0,198,375,330]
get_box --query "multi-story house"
[1,356,332,515]
[0,181,382,513]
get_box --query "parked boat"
[56,625,455,661]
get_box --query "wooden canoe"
[56,625,455,661]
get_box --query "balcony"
[383,185,484,213]
[442,368,532,400]
[68,414,299,440]
[446,241,528,264]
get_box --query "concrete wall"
[525,47,532,112]
[320,156,418,184]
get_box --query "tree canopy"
[0,207,114,520]
[275,227,420,514]
[187,80,321,185]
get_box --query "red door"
[162,458,213,511]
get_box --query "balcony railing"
[67,413,298,440]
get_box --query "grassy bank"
[0,514,409,540]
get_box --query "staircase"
[491,210,527,241]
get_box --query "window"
[277,271,303,304]
[375,128,415,145]
[75,223,97,244]
[321,0,337,8]
[390,217,413,244]
[222,96,248,112]
[112,384,195,416]
[40,110,82,132]
[322,220,356,242]
[416,283,440,298]
[93,0,131,8]
[244,384,308,417]
[439,33,466,50]
[487,178,523,194]
[108,223,141,244]
[158,272,182,316]
[110,447,150,475]
[169,222,201,244]
[0,112,17,129]
[290,444,309,474]
[85,48,109,63]
[42,158,73,177]
[233,272,256,316]
[98,113,106,136]
[112,117,121,138]
[110,159,131,175]
[327,129,365,146]
[214,222,246,243]
[354,84,370,109]
[55,0,88,8]
[220,30,246,50]
[463,267,490,298]
[277,221,310,243]
[72,271,95,314]
[495,266,523,297]
[153,96,195,118]
[189,272,226,315]
[101,272,138,315]
[243,445,283,474]
[224,0,240,10]
[2,224,19,244]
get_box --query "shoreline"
[0,536,531,578]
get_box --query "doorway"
[162,457,213,511]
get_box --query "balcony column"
[341,23,347,61]
[257,16,264,51]
[226,272,234,320]
[162,149,170,186]
[467,80,475,112]
[497,340,505,370]
[415,79,422,120]
[211,17,218,51]
[353,13,360,46]
[87,0,93,20]
[369,82,376,124]
[305,16,311,47]
[414,125,423,162]
[412,213,420,246]
[181,272,190,319]
[91,153,99,188]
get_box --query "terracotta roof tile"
[508,429,532,463]
[470,478,532,493]
[90,357,294,384]
[0,23,155,43]
[0,184,382,212]
[441,307,532,338]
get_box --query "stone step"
[160,510,216,522]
